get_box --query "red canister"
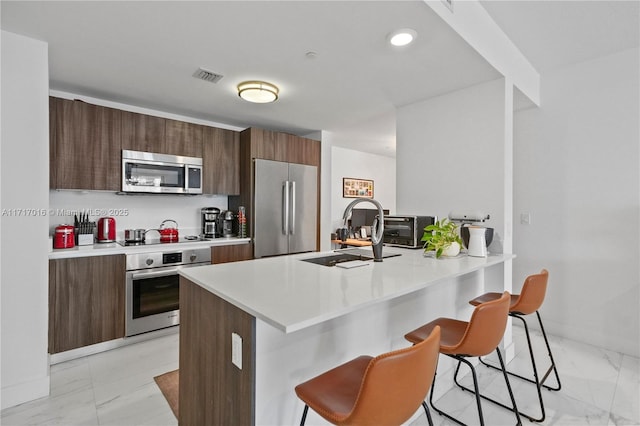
[54,225,75,249]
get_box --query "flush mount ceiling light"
[388,28,417,47]
[237,81,279,103]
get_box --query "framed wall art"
[343,178,374,199]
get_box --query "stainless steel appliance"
[253,158,318,258]
[383,215,436,248]
[217,210,236,237]
[124,228,147,243]
[125,247,211,336]
[201,207,220,238]
[122,149,203,194]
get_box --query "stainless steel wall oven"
[125,247,211,336]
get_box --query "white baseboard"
[49,326,179,365]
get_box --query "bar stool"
[467,269,561,422]
[404,292,521,426]
[294,326,440,426]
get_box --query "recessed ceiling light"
[388,28,417,47]
[237,81,279,103]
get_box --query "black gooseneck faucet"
[342,198,385,261]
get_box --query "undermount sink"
[300,253,365,267]
[301,248,401,267]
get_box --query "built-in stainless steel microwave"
[383,215,436,248]
[122,150,203,194]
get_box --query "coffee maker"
[201,207,220,238]
[218,210,236,237]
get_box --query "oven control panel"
[163,252,183,264]
[126,247,211,271]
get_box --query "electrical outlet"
[232,333,242,369]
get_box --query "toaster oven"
[383,215,436,248]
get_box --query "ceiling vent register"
[193,68,224,83]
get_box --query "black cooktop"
[116,235,207,247]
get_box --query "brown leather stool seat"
[294,326,440,426]
[468,269,561,422]
[405,291,521,426]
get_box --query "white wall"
[1,31,51,409]
[513,48,639,357]
[396,78,508,252]
[395,78,514,356]
[329,145,396,234]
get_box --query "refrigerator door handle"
[290,181,296,235]
[282,181,290,235]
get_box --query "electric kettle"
[97,217,116,243]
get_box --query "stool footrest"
[429,349,522,426]
[479,358,560,391]
[458,359,543,423]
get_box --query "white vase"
[442,241,460,257]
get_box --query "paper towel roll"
[448,211,490,222]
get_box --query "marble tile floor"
[411,325,639,426]
[2,325,638,426]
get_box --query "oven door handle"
[129,263,207,280]
[129,268,180,280]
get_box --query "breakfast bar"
[178,248,514,426]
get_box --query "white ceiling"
[2,1,638,158]
[480,0,639,73]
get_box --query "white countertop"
[180,248,515,334]
[48,237,251,259]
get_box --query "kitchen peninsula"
[178,248,514,426]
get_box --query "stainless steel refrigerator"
[253,158,318,258]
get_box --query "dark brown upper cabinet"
[50,96,242,193]
[286,133,321,167]
[244,127,320,166]
[248,128,288,162]
[49,97,122,191]
[121,110,166,153]
[165,119,203,158]
[121,113,203,157]
[203,126,240,195]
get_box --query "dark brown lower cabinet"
[179,277,255,426]
[49,255,126,354]
[211,243,253,264]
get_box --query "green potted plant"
[422,218,463,258]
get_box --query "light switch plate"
[520,212,532,225]
[232,333,242,369]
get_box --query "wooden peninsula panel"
[179,277,256,426]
